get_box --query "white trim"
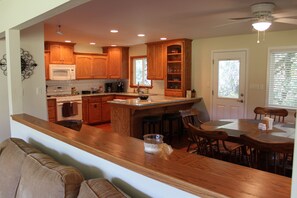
[210,49,249,119]
[266,46,297,109]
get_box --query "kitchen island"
[108,96,202,138]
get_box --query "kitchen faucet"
[137,83,144,94]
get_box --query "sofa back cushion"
[16,153,84,198]
[0,138,40,198]
[77,178,127,198]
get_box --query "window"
[130,56,152,87]
[267,48,297,108]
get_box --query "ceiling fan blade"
[214,19,251,28]
[229,16,255,21]
[274,18,297,25]
[272,10,297,18]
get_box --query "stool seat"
[162,112,182,144]
[142,116,162,136]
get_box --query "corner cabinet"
[103,47,129,79]
[147,42,165,80]
[165,39,192,97]
[45,42,75,64]
[75,54,107,79]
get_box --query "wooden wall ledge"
[11,114,292,197]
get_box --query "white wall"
[192,29,297,121]
[0,39,10,142]
[21,23,48,120]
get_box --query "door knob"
[237,99,244,103]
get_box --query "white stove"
[47,86,83,121]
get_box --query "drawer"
[88,96,102,103]
[101,95,114,102]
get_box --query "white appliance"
[56,95,82,121]
[49,64,76,80]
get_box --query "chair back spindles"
[254,107,288,123]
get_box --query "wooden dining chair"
[254,107,267,120]
[266,108,288,123]
[254,107,288,123]
[179,109,204,152]
[188,123,242,162]
[240,134,294,176]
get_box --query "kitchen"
[0,0,293,197]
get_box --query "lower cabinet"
[82,95,114,124]
[47,99,57,122]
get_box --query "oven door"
[57,100,82,121]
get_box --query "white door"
[212,50,247,120]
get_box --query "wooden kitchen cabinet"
[103,47,129,79]
[45,42,75,64]
[147,42,165,80]
[101,95,114,122]
[87,96,102,124]
[82,95,114,124]
[164,39,192,97]
[75,54,108,79]
[47,98,57,122]
[44,51,50,80]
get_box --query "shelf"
[167,53,182,56]
[168,80,181,83]
[167,72,181,75]
[167,61,181,63]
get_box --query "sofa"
[0,138,128,198]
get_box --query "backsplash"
[46,79,164,95]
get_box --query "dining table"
[201,119,295,144]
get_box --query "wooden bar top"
[12,114,292,198]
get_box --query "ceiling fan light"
[252,21,271,31]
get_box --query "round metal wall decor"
[0,48,38,80]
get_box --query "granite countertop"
[47,92,159,99]
[108,95,202,107]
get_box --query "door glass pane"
[218,60,240,99]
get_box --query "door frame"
[210,49,249,120]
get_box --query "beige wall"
[192,29,297,121]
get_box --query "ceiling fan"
[230,2,297,31]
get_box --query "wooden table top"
[201,119,295,143]
[12,114,292,198]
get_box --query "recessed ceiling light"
[90,42,96,45]
[137,34,145,37]
[111,44,117,47]
[160,37,167,40]
[110,29,118,33]
[64,40,71,43]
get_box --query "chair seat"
[219,141,242,152]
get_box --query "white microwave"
[49,64,76,80]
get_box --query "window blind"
[268,49,297,108]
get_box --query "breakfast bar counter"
[11,114,292,198]
[108,96,202,138]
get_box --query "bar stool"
[162,112,182,143]
[142,116,162,136]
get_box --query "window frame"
[129,55,152,88]
[266,46,297,109]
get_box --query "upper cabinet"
[44,51,50,80]
[103,47,129,79]
[147,42,165,80]
[165,39,192,97]
[75,54,107,79]
[146,39,192,97]
[45,42,75,64]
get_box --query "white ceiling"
[44,0,297,47]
